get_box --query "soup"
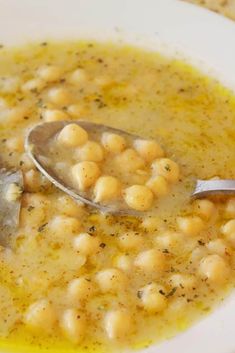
[0,41,235,353]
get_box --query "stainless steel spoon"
[25,120,142,215]
[25,121,235,214]
[192,179,235,198]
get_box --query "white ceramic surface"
[1,0,235,352]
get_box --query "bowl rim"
[1,1,235,352]
[1,0,235,91]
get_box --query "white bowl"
[1,1,235,352]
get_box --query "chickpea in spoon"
[25,120,180,214]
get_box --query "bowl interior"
[1,1,235,352]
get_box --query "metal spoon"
[25,120,235,214]
[25,120,142,215]
[192,179,235,198]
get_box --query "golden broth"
[0,41,235,353]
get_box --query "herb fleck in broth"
[0,41,235,352]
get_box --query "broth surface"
[0,41,235,352]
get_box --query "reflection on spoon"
[192,179,235,198]
[25,121,235,215]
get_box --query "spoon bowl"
[25,120,143,215]
[25,121,235,215]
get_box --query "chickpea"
[221,219,235,248]
[24,169,51,192]
[199,254,230,284]
[146,175,169,197]
[6,136,24,153]
[37,65,62,82]
[169,273,197,294]
[67,277,94,302]
[224,198,235,218]
[57,123,88,147]
[133,139,164,162]
[227,232,235,250]
[206,239,231,257]
[60,309,86,343]
[7,107,28,124]
[22,192,50,209]
[221,219,235,236]
[42,109,68,122]
[190,246,208,263]
[114,149,145,173]
[49,215,81,236]
[47,87,71,105]
[94,176,121,203]
[210,176,220,181]
[0,76,20,93]
[141,216,161,232]
[20,205,46,229]
[67,69,87,85]
[5,183,23,202]
[134,249,166,273]
[57,195,84,218]
[118,231,143,250]
[193,199,216,220]
[115,254,132,272]
[24,299,57,333]
[101,132,126,153]
[95,268,127,293]
[75,141,104,162]
[104,310,132,340]
[166,297,188,315]
[22,78,45,93]
[67,104,85,118]
[151,158,179,184]
[19,153,36,171]
[72,161,101,191]
[138,283,167,313]
[155,231,184,252]
[177,216,205,236]
[24,169,41,192]
[124,185,153,211]
[73,233,100,255]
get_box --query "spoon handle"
[192,179,235,198]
